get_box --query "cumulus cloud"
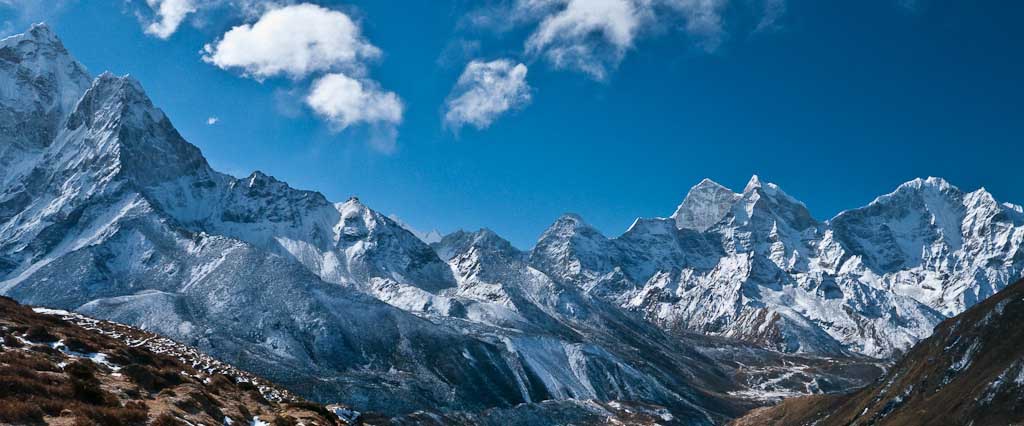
[444,59,531,132]
[198,3,404,150]
[144,0,197,39]
[202,3,381,80]
[206,116,219,125]
[306,73,403,131]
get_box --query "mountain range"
[1,24,1022,424]
[532,175,1024,358]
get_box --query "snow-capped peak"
[59,72,215,189]
[68,72,166,128]
[0,23,64,53]
[435,228,521,262]
[245,170,276,186]
[13,22,59,43]
[743,174,763,193]
[0,21,92,147]
[741,175,808,209]
[900,176,954,191]
[672,178,741,231]
[552,212,588,228]
[337,197,373,237]
[533,213,609,243]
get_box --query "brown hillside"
[0,296,355,426]
[732,278,1024,426]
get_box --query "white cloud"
[306,73,403,131]
[755,0,787,33]
[482,0,784,79]
[0,0,73,36]
[663,0,728,51]
[445,59,531,131]
[524,0,646,80]
[199,3,404,150]
[145,0,197,39]
[202,3,380,80]
[206,116,219,125]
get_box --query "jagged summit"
[0,22,91,105]
[4,22,60,43]
[900,175,954,190]
[535,212,611,244]
[671,175,815,233]
[552,212,589,226]
[0,23,92,185]
[743,174,763,193]
[526,174,1022,357]
[69,72,164,127]
[434,228,520,261]
[672,177,741,231]
[61,71,213,188]
[237,169,310,195]
[0,23,70,60]
[244,170,277,185]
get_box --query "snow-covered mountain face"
[0,25,767,424]
[2,23,1021,423]
[827,177,1024,315]
[529,175,1024,358]
[0,24,91,190]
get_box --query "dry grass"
[731,278,1024,426]
[0,296,348,425]
[149,413,186,426]
[119,363,183,392]
[0,399,45,424]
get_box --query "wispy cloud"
[0,0,73,36]
[523,0,646,80]
[135,0,293,39]
[445,59,531,132]
[144,0,197,39]
[896,0,927,13]
[663,0,729,51]
[755,0,787,33]
[467,0,788,80]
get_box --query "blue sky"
[2,0,1022,248]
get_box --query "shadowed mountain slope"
[732,278,1024,426]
